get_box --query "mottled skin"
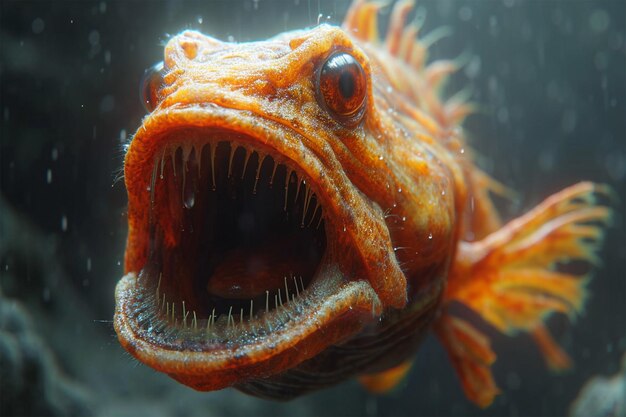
[115,0,611,407]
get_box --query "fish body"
[114,0,611,407]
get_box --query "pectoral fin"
[438,182,612,407]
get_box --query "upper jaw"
[124,104,407,308]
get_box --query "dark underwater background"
[1,1,624,416]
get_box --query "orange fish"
[114,0,612,407]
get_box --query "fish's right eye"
[140,61,165,112]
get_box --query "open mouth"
[133,129,328,346]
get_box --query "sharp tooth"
[160,148,166,180]
[266,290,270,313]
[274,293,278,310]
[308,199,320,227]
[182,301,187,328]
[299,276,305,293]
[241,149,252,179]
[156,272,162,301]
[210,143,217,191]
[316,212,324,229]
[250,299,254,320]
[278,289,283,307]
[161,293,166,312]
[284,276,290,302]
[284,169,293,210]
[171,302,175,322]
[293,276,300,297]
[227,144,236,178]
[301,186,313,227]
[239,308,244,325]
[192,311,197,330]
[227,306,233,328]
[294,175,302,202]
[254,153,266,194]
[171,146,178,177]
[166,302,170,319]
[269,161,278,186]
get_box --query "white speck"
[227,35,235,42]
[119,129,127,142]
[88,30,100,46]
[398,188,402,193]
[87,257,92,272]
[197,16,203,24]
[51,148,58,160]
[458,6,472,22]
[32,18,45,34]
[460,148,465,154]
[428,233,433,240]
[46,169,52,183]
[61,215,68,231]
[100,95,115,112]
[386,86,393,93]
[117,261,121,266]
[402,216,406,222]
[441,190,446,196]
[378,155,384,160]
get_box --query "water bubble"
[61,215,68,231]
[458,6,472,21]
[87,257,92,272]
[32,18,45,34]
[46,169,52,183]
[589,9,610,33]
[88,30,100,46]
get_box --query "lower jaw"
[114,264,383,390]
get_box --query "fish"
[114,0,613,407]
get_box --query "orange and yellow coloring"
[114,0,612,407]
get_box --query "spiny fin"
[434,315,499,408]
[440,182,612,407]
[358,360,413,394]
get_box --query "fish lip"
[114,269,383,389]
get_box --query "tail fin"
[435,182,613,407]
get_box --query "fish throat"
[139,130,327,344]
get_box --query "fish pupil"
[338,71,355,98]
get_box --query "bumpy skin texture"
[115,0,611,406]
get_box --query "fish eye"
[317,52,367,126]
[140,61,165,112]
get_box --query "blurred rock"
[0,291,92,416]
[570,352,626,417]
